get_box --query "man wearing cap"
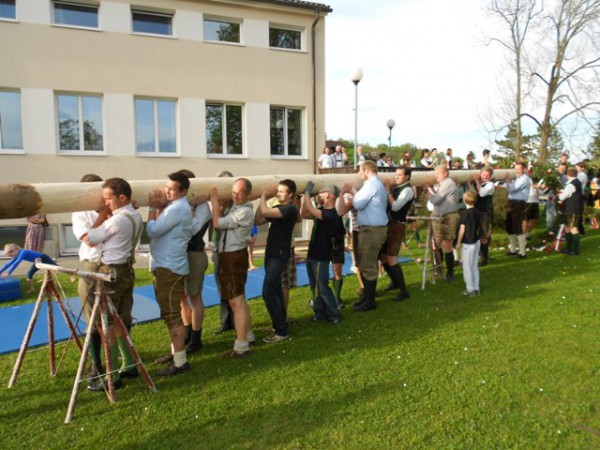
[254,179,299,343]
[427,165,460,281]
[301,182,350,323]
[350,160,388,312]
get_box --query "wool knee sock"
[389,264,407,293]
[117,336,135,371]
[332,278,344,302]
[508,234,518,253]
[572,234,580,254]
[517,234,527,256]
[382,263,395,288]
[444,251,455,275]
[109,343,120,381]
[565,233,573,253]
[480,243,489,262]
[89,331,103,371]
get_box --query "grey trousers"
[461,241,480,292]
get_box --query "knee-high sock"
[389,264,407,293]
[90,330,102,371]
[332,278,344,302]
[565,233,573,253]
[382,263,395,288]
[480,243,489,262]
[517,234,527,256]
[572,234,581,254]
[117,336,135,371]
[444,251,455,275]
[109,343,120,381]
[508,234,518,253]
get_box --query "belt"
[359,225,387,229]
[438,211,459,218]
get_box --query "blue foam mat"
[0,254,412,354]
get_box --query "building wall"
[0,0,328,255]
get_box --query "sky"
[323,0,515,159]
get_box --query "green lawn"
[0,231,599,449]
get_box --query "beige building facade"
[0,0,331,256]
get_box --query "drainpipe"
[311,8,321,175]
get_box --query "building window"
[204,18,240,43]
[57,93,103,152]
[270,107,302,157]
[0,0,16,20]
[135,98,177,154]
[206,103,243,156]
[132,9,172,36]
[0,226,26,256]
[269,27,301,50]
[53,1,99,28]
[0,90,23,150]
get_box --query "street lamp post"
[387,119,396,150]
[351,67,363,170]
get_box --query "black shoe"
[353,300,377,312]
[88,377,124,392]
[329,317,342,325]
[119,367,139,379]
[446,273,455,282]
[394,291,410,302]
[506,251,518,256]
[309,315,326,322]
[518,254,527,259]
[479,260,488,267]
[156,362,191,377]
[352,299,366,308]
[213,325,234,336]
[185,340,203,354]
[383,283,396,292]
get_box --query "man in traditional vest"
[474,167,495,266]
[558,167,584,255]
[381,166,414,301]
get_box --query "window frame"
[131,8,174,37]
[270,106,304,159]
[0,0,17,21]
[52,0,100,30]
[134,97,178,156]
[205,102,245,158]
[56,92,104,155]
[203,16,242,44]
[0,89,24,153]
[268,24,303,51]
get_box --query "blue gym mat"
[0,254,412,355]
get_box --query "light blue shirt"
[508,174,531,202]
[147,197,193,275]
[353,175,388,226]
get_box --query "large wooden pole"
[0,170,514,220]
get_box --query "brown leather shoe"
[153,352,173,365]
[221,349,251,359]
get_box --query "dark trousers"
[262,257,288,337]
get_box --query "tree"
[487,0,600,162]
[487,0,542,159]
[530,0,600,161]
[495,121,536,162]
[586,120,600,160]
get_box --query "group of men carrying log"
[69,155,586,391]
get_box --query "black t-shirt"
[459,207,482,244]
[265,203,299,260]
[308,208,339,261]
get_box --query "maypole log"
[0,170,514,220]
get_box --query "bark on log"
[0,170,514,220]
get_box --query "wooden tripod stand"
[7,260,156,424]
[8,270,84,387]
